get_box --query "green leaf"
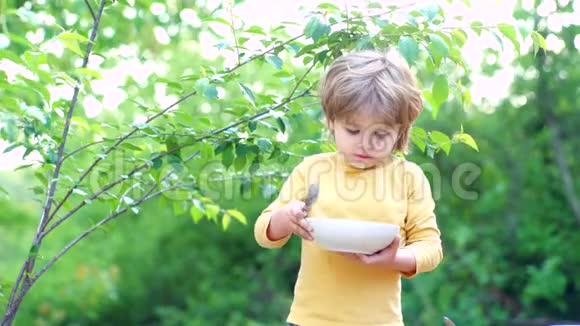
[304,16,330,42]
[277,151,290,164]
[2,143,19,154]
[304,16,320,39]
[201,142,214,159]
[497,23,520,53]
[28,244,39,259]
[320,142,336,153]
[432,75,449,107]
[355,36,373,50]
[4,119,18,142]
[418,3,439,21]
[265,54,283,70]
[0,49,24,64]
[59,37,84,57]
[235,143,249,157]
[249,159,260,174]
[257,138,272,152]
[238,82,256,107]
[531,31,546,55]
[276,117,286,133]
[428,34,450,58]
[205,204,220,221]
[430,131,451,155]
[121,143,143,151]
[248,120,258,131]
[151,157,163,169]
[58,31,91,43]
[461,89,472,106]
[226,209,247,225]
[455,132,479,151]
[222,213,231,230]
[204,84,218,101]
[222,143,234,168]
[491,30,504,51]
[234,154,247,171]
[451,29,467,47]
[0,185,8,196]
[317,2,341,11]
[398,36,419,64]
[190,201,205,223]
[517,24,530,38]
[470,21,484,36]
[246,25,266,35]
[76,67,103,80]
[411,127,428,153]
[24,106,48,124]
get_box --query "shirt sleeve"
[401,163,444,278]
[254,159,308,249]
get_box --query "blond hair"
[318,50,423,153]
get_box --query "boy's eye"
[374,132,389,139]
[346,128,360,135]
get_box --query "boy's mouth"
[354,153,372,160]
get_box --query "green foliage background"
[0,0,578,325]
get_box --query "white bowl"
[305,217,400,255]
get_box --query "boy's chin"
[347,159,376,170]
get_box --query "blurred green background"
[1,0,579,325]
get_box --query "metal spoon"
[302,183,319,215]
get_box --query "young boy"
[253,50,443,326]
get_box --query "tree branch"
[37,0,107,235]
[227,1,241,66]
[40,87,312,239]
[47,90,198,224]
[32,182,192,283]
[48,3,419,223]
[5,263,26,314]
[62,132,220,162]
[83,0,97,22]
[287,60,317,101]
[3,2,108,324]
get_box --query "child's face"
[329,113,400,169]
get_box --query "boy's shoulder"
[395,156,424,173]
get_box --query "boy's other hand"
[273,200,314,241]
[340,236,401,266]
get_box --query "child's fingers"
[291,217,313,240]
[298,218,313,233]
[291,203,306,217]
[388,235,401,248]
[293,223,313,240]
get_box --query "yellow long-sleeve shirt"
[254,152,443,326]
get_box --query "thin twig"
[227,1,241,66]
[83,0,97,22]
[5,263,25,314]
[62,132,214,162]
[287,60,317,101]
